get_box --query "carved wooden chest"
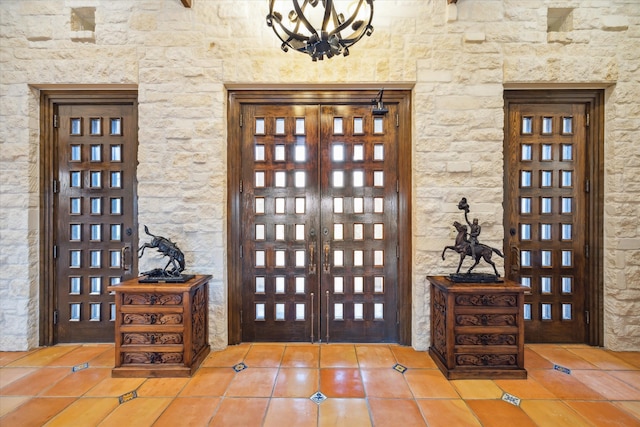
[108,275,211,377]
[428,276,527,379]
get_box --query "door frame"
[227,89,412,345]
[40,89,139,346]
[503,89,604,346]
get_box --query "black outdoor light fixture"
[266,0,375,61]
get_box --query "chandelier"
[266,0,375,61]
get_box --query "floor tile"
[368,398,427,426]
[0,367,37,388]
[417,399,483,427]
[135,377,190,397]
[202,344,250,367]
[355,345,396,368]
[319,368,365,398]
[318,398,371,427]
[493,376,556,399]
[242,344,286,367]
[404,369,460,398]
[360,368,413,398]
[527,369,606,400]
[612,401,640,420]
[43,397,118,427]
[224,367,278,397]
[281,345,320,368]
[389,346,437,369]
[609,351,640,369]
[273,368,319,397]
[40,367,111,397]
[82,376,146,398]
[96,396,171,427]
[0,350,36,366]
[0,397,75,427]
[208,397,269,426]
[45,344,113,367]
[607,370,640,391]
[5,346,78,367]
[151,396,220,427]
[528,344,598,370]
[519,400,591,426]
[565,400,640,427]
[85,348,115,367]
[0,367,70,396]
[320,344,358,368]
[0,395,30,417]
[571,369,640,400]
[466,399,537,427]
[567,347,638,370]
[263,398,318,427]
[523,347,555,369]
[450,379,504,399]
[179,367,235,397]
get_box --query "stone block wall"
[0,0,638,351]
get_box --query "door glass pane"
[542,304,552,320]
[333,144,345,161]
[275,171,286,187]
[70,198,81,214]
[374,223,383,239]
[561,224,572,240]
[294,145,306,162]
[256,303,265,320]
[255,197,265,214]
[562,304,572,320]
[562,277,572,293]
[541,144,552,160]
[70,171,81,188]
[353,250,363,266]
[354,303,364,320]
[562,117,573,134]
[374,304,383,320]
[541,277,552,293]
[275,118,285,134]
[520,250,531,267]
[521,144,532,161]
[521,198,531,214]
[524,304,532,320]
[111,145,122,162]
[541,250,552,267]
[90,198,101,214]
[70,145,81,161]
[521,171,532,187]
[333,117,343,134]
[90,224,101,241]
[353,117,363,134]
[276,277,285,293]
[562,250,572,266]
[354,277,364,293]
[374,197,384,213]
[275,198,285,214]
[255,118,265,134]
[374,250,383,266]
[334,250,344,267]
[255,224,265,240]
[296,303,305,320]
[520,277,531,288]
[295,224,305,240]
[353,170,364,187]
[275,145,286,161]
[296,277,305,293]
[110,171,122,188]
[255,144,265,161]
[373,144,384,160]
[90,118,101,135]
[295,250,305,267]
[255,171,265,188]
[334,223,344,240]
[70,277,81,294]
[333,171,344,187]
[334,197,344,213]
[275,224,285,240]
[353,197,364,213]
[541,197,552,214]
[70,303,81,321]
[542,117,552,134]
[521,117,532,134]
[562,144,573,161]
[561,197,572,213]
[91,145,102,162]
[334,277,344,293]
[540,224,551,240]
[353,223,364,240]
[295,118,305,135]
[110,118,122,135]
[90,171,101,188]
[255,250,265,267]
[373,171,384,187]
[334,303,344,320]
[520,224,531,240]
[90,250,101,268]
[110,250,120,267]
[70,224,81,241]
[374,117,384,133]
[295,197,305,214]
[353,144,364,161]
[111,224,121,241]
[256,277,265,293]
[561,171,572,187]
[275,250,286,267]
[541,171,552,187]
[71,118,82,135]
[374,277,384,293]
[110,198,122,215]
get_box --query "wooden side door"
[239,102,399,343]
[504,91,603,344]
[43,93,139,343]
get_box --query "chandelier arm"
[292,0,320,38]
[327,0,372,39]
[321,0,334,32]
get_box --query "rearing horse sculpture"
[442,221,504,276]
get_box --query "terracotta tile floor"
[1,343,639,426]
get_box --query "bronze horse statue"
[441,221,504,276]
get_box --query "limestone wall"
[0,0,638,351]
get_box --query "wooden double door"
[230,91,411,344]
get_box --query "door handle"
[121,245,131,271]
[510,246,520,272]
[309,244,316,274]
[323,242,330,273]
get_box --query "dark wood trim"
[39,90,139,346]
[227,89,412,345]
[180,0,192,8]
[503,89,604,346]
